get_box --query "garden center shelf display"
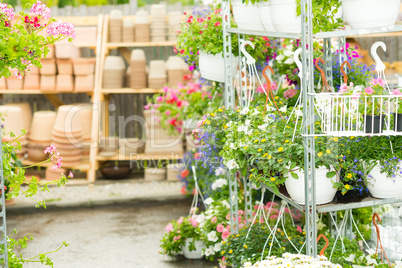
[221,0,402,258]
[1,14,184,182]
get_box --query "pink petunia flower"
[216,224,225,233]
[178,217,184,225]
[297,225,302,233]
[211,216,217,224]
[392,88,402,96]
[364,87,374,95]
[372,77,385,87]
[165,223,173,232]
[173,235,181,241]
[221,230,230,240]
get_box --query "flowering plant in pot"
[391,88,402,131]
[0,1,75,79]
[160,214,204,258]
[175,7,275,78]
[147,78,223,136]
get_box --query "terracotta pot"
[74,74,94,92]
[40,59,57,75]
[27,144,48,162]
[122,19,135,43]
[30,111,57,141]
[53,105,83,133]
[103,56,126,89]
[0,106,25,138]
[74,103,93,140]
[5,103,32,133]
[56,74,74,92]
[56,59,73,75]
[40,75,56,91]
[23,75,40,89]
[135,24,150,42]
[55,41,80,59]
[5,198,16,206]
[144,168,166,181]
[0,76,6,89]
[6,76,24,90]
[72,58,96,75]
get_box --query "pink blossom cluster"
[0,3,15,21]
[44,144,62,169]
[216,222,230,240]
[46,21,76,39]
[393,89,402,96]
[283,88,297,99]
[256,81,278,94]
[339,82,354,94]
[30,1,51,19]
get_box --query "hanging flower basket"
[182,238,205,259]
[198,52,237,83]
[269,0,301,33]
[366,163,402,199]
[232,0,264,31]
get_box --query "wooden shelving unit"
[22,159,91,172]
[101,88,164,94]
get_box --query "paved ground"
[7,200,218,268]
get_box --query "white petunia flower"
[204,246,214,256]
[229,143,236,149]
[279,106,287,113]
[221,200,230,208]
[213,242,222,252]
[295,109,303,117]
[284,49,293,57]
[366,256,377,265]
[366,248,376,256]
[284,57,294,64]
[204,197,213,206]
[258,124,268,131]
[276,54,285,62]
[345,254,355,263]
[226,159,239,170]
[207,231,219,242]
[240,107,249,115]
[245,119,251,126]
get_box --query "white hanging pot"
[341,0,399,29]
[269,0,301,33]
[232,0,265,31]
[285,166,338,205]
[198,51,237,83]
[259,2,275,32]
[182,238,205,259]
[366,164,402,199]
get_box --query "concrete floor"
[6,200,218,268]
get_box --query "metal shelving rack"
[222,0,402,257]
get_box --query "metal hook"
[372,213,392,267]
[341,61,352,85]
[240,40,256,66]
[317,234,329,256]
[371,41,387,72]
[294,48,303,79]
[315,57,333,93]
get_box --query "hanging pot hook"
[315,57,333,93]
[341,61,352,85]
[294,48,303,79]
[316,234,329,256]
[262,66,281,117]
[240,40,256,66]
[371,41,386,72]
[372,213,392,267]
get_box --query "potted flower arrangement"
[175,7,275,82]
[160,215,205,259]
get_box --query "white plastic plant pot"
[285,166,338,205]
[269,0,301,33]
[341,0,399,29]
[259,2,275,32]
[182,239,205,259]
[366,164,402,199]
[198,52,238,83]
[232,0,264,31]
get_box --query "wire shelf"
[308,93,402,137]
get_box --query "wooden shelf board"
[106,41,176,48]
[96,153,184,161]
[56,16,99,26]
[0,89,94,94]
[101,88,163,94]
[75,43,98,48]
[22,159,91,171]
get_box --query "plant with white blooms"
[243,253,342,268]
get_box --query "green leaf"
[326,171,336,178]
[291,172,299,179]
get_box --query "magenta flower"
[297,225,302,233]
[338,83,348,94]
[352,92,362,100]
[372,77,385,87]
[173,235,181,241]
[44,144,63,169]
[364,86,374,95]
[68,171,74,179]
[30,1,51,19]
[177,217,183,225]
[283,88,298,99]
[165,223,173,232]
